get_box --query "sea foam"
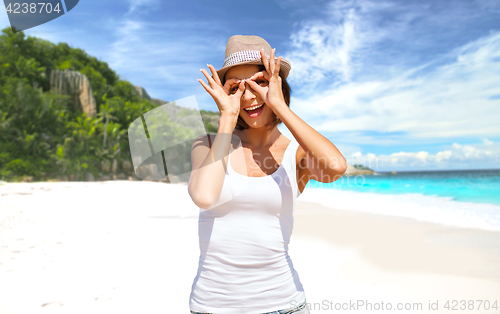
[298,188,500,231]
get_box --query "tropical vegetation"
[0,27,209,182]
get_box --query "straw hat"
[216,35,291,83]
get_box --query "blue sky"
[1,0,500,172]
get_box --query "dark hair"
[223,65,291,131]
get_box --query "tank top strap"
[275,140,298,176]
[286,141,302,197]
[227,142,236,176]
[285,141,299,167]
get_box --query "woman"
[188,35,347,314]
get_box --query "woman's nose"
[243,84,256,101]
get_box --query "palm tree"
[96,95,119,152]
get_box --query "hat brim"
[216,57,291,84]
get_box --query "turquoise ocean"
[309,168,500,206]
[304,168,500,231]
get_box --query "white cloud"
[99,15,229,105]
[285,0,394,84]
[483,138,493,145]
[290,30,500,143]
[283,0,500,148]
[126,0,160,15]
[345,140,500,171]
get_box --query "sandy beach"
[292,201,500,313]
[0,181,499,313]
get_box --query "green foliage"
[111,80,141,103]
[353,164,374,171]
[1,159,37,179]
[205,122,218,133]
[199,109,220,116]
[0,26,218,182]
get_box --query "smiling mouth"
[243,103,264,112]
[243,103,265,118]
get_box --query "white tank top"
[189,139,305,313]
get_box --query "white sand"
[291,202,500,313]
[0,181,499,313]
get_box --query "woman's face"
[224,64,272,129]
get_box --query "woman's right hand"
[197,64,245,119]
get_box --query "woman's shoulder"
[278,134,292,149]
[277,136,304,169]
[275,135,297,165]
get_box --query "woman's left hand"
[245,48,286,112]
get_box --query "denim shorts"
[190,298,309,314]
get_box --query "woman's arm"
[273,103,347,185]
[188,115,237,210]
[188,116,237,209]
[189,65,246,209]
[245,48,347,186]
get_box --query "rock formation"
[343,164,376,176]
[133,85,151,101]
[49,69,97,117]
[150,98,168,106]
